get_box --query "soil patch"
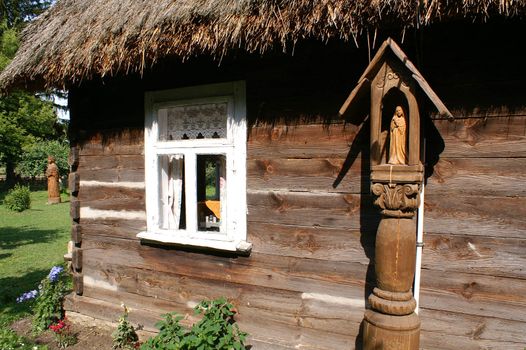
[11,317,114,350]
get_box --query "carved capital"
[371,183,420,217]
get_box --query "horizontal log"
[247,190,372,231]
[247,190,526,238]
[419,308,526,349]
[78,168,144,183]
[80,219,146,241]
[422,233,526,279]
[82,261,365,336]
[419,268,526,310]
[78,186,144,203]
[419,287,526,323]
[249,223,374,264]
[248,158,367,193]
[433,115,526,158]
[81,234,370,297]
[423,194,526,239]
[78,129,144,156]
[248,123,363,159]
[426,157,526,196]
[79,198,145,212]
[78,155,144,171]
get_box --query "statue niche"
[379,88,409,166]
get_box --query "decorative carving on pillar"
[371,183,419,217]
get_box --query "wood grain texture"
[82,262,364,336]
[419,308,526,349]
[248,158,366,193]
[248,123,362,159]
[422,233,526,279]
[433,116,526,158]
[71,224,82,245]
[81,234,369,297]
[426,157,526,196]
[248,223,373,264]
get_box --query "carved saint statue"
[46,156,61,204]
[388,106,408,165]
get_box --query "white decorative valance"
[159,102,228,140]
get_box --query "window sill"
[136,231,252,253]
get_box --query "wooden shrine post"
[339,38,453,350]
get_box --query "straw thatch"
[1,0,524,90]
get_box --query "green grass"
[0,190,70,326]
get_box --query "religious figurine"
[388,106,408,165]
[46,156,61,204]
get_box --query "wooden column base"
[363,310,420,350]
[47,197,61,204]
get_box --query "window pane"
[159,102,228,141]
[197,155,226,233]
[159,154,186,230]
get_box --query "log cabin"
[1,1,525,349]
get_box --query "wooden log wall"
[66,21,526,349]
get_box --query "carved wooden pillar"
[363,165,423,350]
[338,38,453,350]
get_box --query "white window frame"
[137,81,250,252]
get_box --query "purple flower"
[48,266,64,282]
[16,289,38,303]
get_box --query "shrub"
[3,184,31,212]
[140,297,247,350]
[112,305,139,350]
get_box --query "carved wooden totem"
[339,39,452,350]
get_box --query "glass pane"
[197,155,226,233]
[158,154,186,230]
[159,102,228,141]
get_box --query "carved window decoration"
[140,82,249,252]
[159,103,228,141]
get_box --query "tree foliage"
[17,139,68,178]
[0,0,52,28]
[1,0,64,185]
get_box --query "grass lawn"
[0,189,70,327]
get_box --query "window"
[138,82,250,252]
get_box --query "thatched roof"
[1,0,525,90]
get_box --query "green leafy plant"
[0,327,48,350]
[3,184,31,212]
[112,305,140,349]
[49,318,77,348]
[31,266,67,333]
[140,297,247,350]
[16,266,68,333]
[140,312,186,350]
